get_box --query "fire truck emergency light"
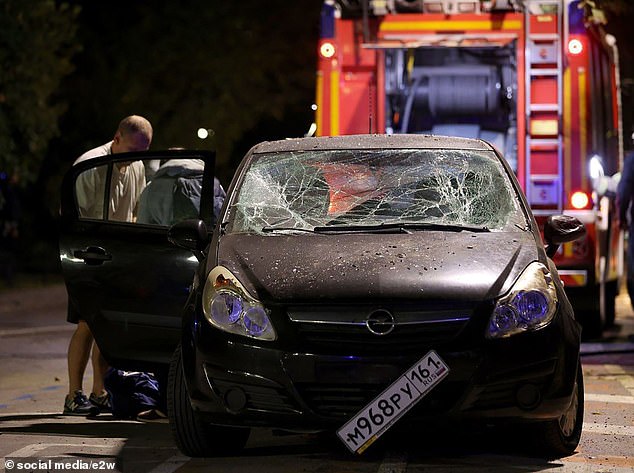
[570,191,591,210]
[568,39,583,55]
[320,42,336,59]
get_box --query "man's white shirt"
[74,142,146,222]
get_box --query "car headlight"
[202,266,276,341]
[486,262,558,339]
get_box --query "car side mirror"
[543,215,586,258]
[168,219,209,259]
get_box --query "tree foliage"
[0,0,80,184]
[59,0,321,180]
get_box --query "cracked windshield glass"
[229,149,526,234]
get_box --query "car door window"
[74,158,205,227]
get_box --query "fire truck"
[314,0,624,336]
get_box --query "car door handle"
[74,246,113,265]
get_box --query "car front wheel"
[167,344,250,457]
[529,362,584,458]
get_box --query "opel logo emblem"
[366,309,395,336]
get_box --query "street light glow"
[197,128,209,139]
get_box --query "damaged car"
[164,134,586,458]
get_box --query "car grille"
[296,383,383,418]
[294,319,468,355]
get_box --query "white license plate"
[336,350,449,454]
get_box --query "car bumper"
[182,306,581,431]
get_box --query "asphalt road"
[1,283,633,472]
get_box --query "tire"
[167,344,250,457]
[529,363,584,459]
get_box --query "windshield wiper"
[313,222,490,233]
[261,226,315,233]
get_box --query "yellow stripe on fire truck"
[379,19,523,33]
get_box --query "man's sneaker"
[89,392,112,413]
[63,390,99,416]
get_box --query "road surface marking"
[12,394,33,401]
[581,342,634,355]
[377,450,408,473]
[583,423,634,436]
[619,375,634,397]
[0,412,66,417]
[585,393,634,404]
[146,454,190,473]
[602,364,634,397]
[5,443,120,457]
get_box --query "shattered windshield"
[228,149,526,234]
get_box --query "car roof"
[251,134,494,154]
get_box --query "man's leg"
[91,343,109,396]
[89,342,112,412]
[64,320,99,415]
[67,320,93,394]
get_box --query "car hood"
[214,231,540,303]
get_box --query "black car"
[59,135,586,459]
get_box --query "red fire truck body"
[315,0,623,334]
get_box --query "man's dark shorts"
[67,298,81,324]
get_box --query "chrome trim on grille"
[287,310,471,326]
[365,309,395,336]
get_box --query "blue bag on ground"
[104,368,161,419]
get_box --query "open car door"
[59,149,216,371]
